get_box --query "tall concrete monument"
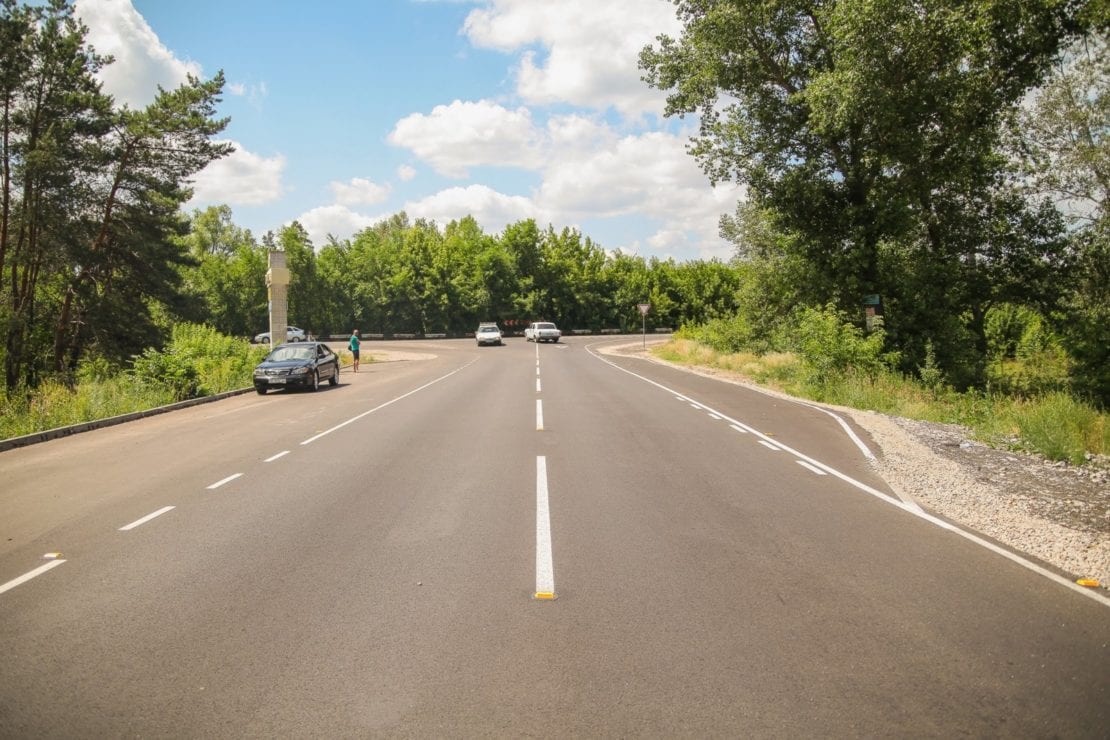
[266,250,290,348]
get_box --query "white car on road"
[524,322,561,343]
[253,326,307,344]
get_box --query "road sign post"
[637,303,651,348]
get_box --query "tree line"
[179,207,744,341]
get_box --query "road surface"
[1,337,1107,736]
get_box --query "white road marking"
[708,413,722,420]
[759,440,780,451]
[264,451,290,462]
[800,403,877,460]
[536,400,544,431]
[536,378,542,393]
[797,460,828,476]
[0,559,66,596]
[689,403,702,409]
[586,343,1110,608]
[119,506,176,531]
[207,473,242,490]
[729,424,749,434]
[535,456,556,599]
[536,366,540,375]
[301,360,476,445]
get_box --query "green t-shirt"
[349,334,360,351]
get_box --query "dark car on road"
[253,341,340,393]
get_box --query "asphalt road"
[1,336,1107,737]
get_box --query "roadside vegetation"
[659,306,1108,466]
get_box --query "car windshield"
[479,327,498,333]
[536,323,555,329]
[267,347,313,362]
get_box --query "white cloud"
[330,178,391,206]
[228,82,246,96]
[188,142,287,206]
[462,0,681,118]
[388,99,544,177]
[295,205,384,246]
[397,164,417,181]
[404,185,545,232]
[76,0,202,108]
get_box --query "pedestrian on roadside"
[349,329,361,372]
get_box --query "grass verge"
[653,338,1108,465]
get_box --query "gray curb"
[0,387,256,453]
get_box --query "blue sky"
[75,0,743,261]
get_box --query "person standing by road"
[348,329,361,372]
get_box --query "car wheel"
[255,385,267,395]
[310,370,320,392]
[329,366,339,386]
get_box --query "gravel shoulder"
[605,343,1110,589]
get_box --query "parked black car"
[253,342,340,393]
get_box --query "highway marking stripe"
[536,400,544,431]
[587,342,1110,609]
[119,506,176,531]
[758,440,780,451]
[797,460,828,476]
[536,378,542,393]
[801,403,876,460]
[708,413,722,420]
[0,559,66,596]
[535,456,556,599]
[729,424,749,434]
[301,360,476,445]
[264,451,290,462]
[207,473,242,490]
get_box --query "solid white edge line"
[536,399,544,431]
[801,403,877,460]
[0,559,66,596]
[797,460,828,476]
[535,456,556,597]
[207,473,242,490]
[119,505,176,531]
[301,359,476,445]
[585,341,1110,608]
[264,450,290,462]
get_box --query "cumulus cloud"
[330,178,391,206]
[388,99,544,177]
[404,185,546,233]
[295,205,385,246]
[397,164,417,181]
[462,0,681,118]
[188,142,287,206]
[76,0,202,108]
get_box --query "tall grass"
[1,324,267,440]
[653,339,1108,464]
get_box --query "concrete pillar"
[266,250,290,349]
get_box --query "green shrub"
[786,304,897,383]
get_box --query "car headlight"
[290,366,310,375]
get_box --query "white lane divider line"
[536,399,544,431]
[207,473,242,490]
[119,506,176,531]
[264,451,290,462]
[797,460,828,476]
[535,456,556,600]
[301,360,475,445]
[758,440,780,451]
[729,424,749,434]
[0,558,66,596]
[536,366,540,375]
[536,378,542,393]
[708,413,722,420]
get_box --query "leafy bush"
[131,323,265,400]
[786,304,897,382]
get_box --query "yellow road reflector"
[1076,578,1101,588]
[44,552,62,560]
[534,592,557,600]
